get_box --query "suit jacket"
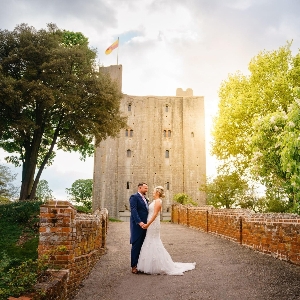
[129,192,149,244]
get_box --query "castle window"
[127,149,132,157]
[165,150,169,158]
[127,181,130,189]
[191,132,194,137]
[130,129,133,137]
[166,182,170,190]
[163,130,166,137]
[128,104,132,111]
[168,130,171,137]
[125,129,128,137]
[165,105,168,112]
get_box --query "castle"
[92,65,206,220]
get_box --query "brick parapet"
[37,201,108,299]
[172,204,300,265]
[241,214,300,264]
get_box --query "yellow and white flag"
[105,38,119,55]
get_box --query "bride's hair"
[155,186,165,198]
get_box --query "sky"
[1,0,300,199]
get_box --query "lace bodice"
[146,199,161,237]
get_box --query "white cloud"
[225,0,254,10]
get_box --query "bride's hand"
[142,223,148,229]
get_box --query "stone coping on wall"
[243,213,300,223]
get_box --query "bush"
[266,198,290,213]
[173,193,198,206]
[74,205,92,214]
[0,258,39,299]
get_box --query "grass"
[0,200,42,299]
[109,217,123,222]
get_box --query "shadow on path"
[73,222,300,300]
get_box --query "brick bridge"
[73,221,300,300]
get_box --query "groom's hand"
[139,222,144,228]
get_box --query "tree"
[200,172,248,208]
[0,24,127,200]
[212,42,300,208]
[66,179,93,209]
[280,91,300,206]
[35,179,53,201]
[249,69,300,207]
[0,164,18,203]
[212,43,295,170]
[249,111,295,203]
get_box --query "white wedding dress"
[137,199,196,275]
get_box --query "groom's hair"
[138,182,147,187]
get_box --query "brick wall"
[242,213,300,264]
[38,200,108,299]
[172,204,300,265]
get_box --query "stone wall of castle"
[93,65,206,218]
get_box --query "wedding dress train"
[137,199,196,275]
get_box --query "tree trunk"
[19,128,43,200]
[29,122,61,199]
[20,153,38,200]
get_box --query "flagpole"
[117,37,119,65]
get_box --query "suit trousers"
[131,230,147,267]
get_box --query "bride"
[137,186,196,275]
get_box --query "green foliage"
[240,195,290,213]
[249,112,288,184]
[213,42,294,164]
[239,195,268,213]
[0,200,41,227]
[62,30,88,47]
[280,92,300,201]
[74,204,92,214]
[200,172,249,209]
[0,201,42,299]
[36,179,53,202]
[0,164,18,202]
[0,23,127,200]
[109,217,123,222]
[0,245,67,299]
[266,198,290,213]
[173,193,197,206]
[212,42,300,211]
[288,202,300,214]
[0,258,38,299]
[66,179,93,209]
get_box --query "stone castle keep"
[92,65,206,219]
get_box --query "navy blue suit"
[130,192,148,268]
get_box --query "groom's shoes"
[131,266,138,274]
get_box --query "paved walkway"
[73,222,300,300]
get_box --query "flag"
[105,38,119,55]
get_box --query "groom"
[129,182,149,274]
